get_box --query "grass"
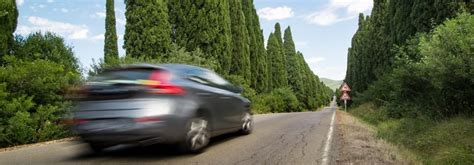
[350,103,474,165]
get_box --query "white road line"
[321,108,336,165]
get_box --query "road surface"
[0,104,338,165]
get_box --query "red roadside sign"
[340,92,351,100]
[340,82,351,92]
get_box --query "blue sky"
[14,0,372,80]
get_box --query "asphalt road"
[0,104,338,165]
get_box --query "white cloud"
[61,8,69,13]
[95,12,106,18]
[306,0,372,26]
[16,0,24,6]
[312,66,346,80]
[47,0,54,3]
[92,34,104,40]
[306,57,325,64]
[16,16,90,40]
[258,6,294,21]
[295,41,308,47]
[38,4,46,8]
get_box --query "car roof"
[109,63,210,73]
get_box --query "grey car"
[72,64,253,153]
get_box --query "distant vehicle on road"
[71,64,253,153]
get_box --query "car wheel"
[89,142,108,153]
[239,112,253,135]
[179,116,210,153]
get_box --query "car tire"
[89,142,108,153]
[179,115,210,154]
[239,112,253,135]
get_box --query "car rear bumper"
[75,115,188,146]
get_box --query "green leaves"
[267,32,287,89]
[124,0,172,59]
[104,0,119,63]
[228,0,251,83]
[0,32,80,147]
[0,0,18,58]
[168,0,233,74]
[242,0,268,93]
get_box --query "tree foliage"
[242,0,268,93]
[0,0,18,58]
[266,33,286,89]
[228,0,251,83]
[283,27,304,104]
[350,12,473,119]
[104,0,119,63]
[168,0,233,74]
[345,0,472,95]
[124,0,172,59]
[0,32,81,147]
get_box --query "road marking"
[321,108,336,165]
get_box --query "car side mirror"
[234,86,244,94]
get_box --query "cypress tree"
[104,0,118,63]
[266,33,286,89]
[242,0,268,92]
[272,23,288,87]
[0,0,18,58]
[169,0,233,74]
[273,23,284,48]
[346,0,472,96]
[124,0,172,59]
[283,26,304,102]
[228,0,251,82]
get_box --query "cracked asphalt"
[0,105,337,165]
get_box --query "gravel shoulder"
[335,110,411,164]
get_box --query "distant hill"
[320,78,343,91]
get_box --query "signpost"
[340,82,351,111]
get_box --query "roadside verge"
[335,110,413,164]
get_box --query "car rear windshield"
[91,68,155,81]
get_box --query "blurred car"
[71,64,253,153]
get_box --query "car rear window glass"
[92,69,154,81]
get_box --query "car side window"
[186,69,235,91]
[186,69,210,85]
[203,71,230,86]
[202,71,239,92]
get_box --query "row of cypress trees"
[104,0,332,110]
[345,0,473,95]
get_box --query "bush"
[13,32,80,73]
[355,13,474,119]
[0,32,80,147]
[250,88,301,114]
[224,74,256,101]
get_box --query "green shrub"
[350,102,388,125]
[270,88,300,112]
[249,88,301,114]
[0,32,80,147]
[355,13,474,119]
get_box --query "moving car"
[71,64,253,153]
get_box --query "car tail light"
[134,117,161,123]
[146,70,185,95]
